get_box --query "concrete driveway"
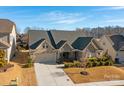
[34,61,74,86]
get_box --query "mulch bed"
[0,64,14,72]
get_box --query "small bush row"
[86,60,114,68]
[64,61,81,68]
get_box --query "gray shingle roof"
[47,31,56,48]
[50,30,86,45]
[109,35,124,51]
[0,19,15,33]
[30,39,45,49]
[72,37,93,50]
[28,30,95,50]
[28,30,51,46]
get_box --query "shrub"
[64,63,69,68]
[64,61,82,68]
[68,63,74,67]
[0,60,7,67]
[0,49,7,68]
[73,61,81,67]
[107,60,114,66]
[104,61,109,66]
[95,61,101,66]
[24,57,33,68]
[86,62,93,68]
[101,56,108,61]
[64,63,74,68]
[88,57,97,62]
[85,53,114,68]
[27,57,33,67]
[101,61,106,66]
[0,61,5,67]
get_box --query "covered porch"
[56,50,81,63]
[55,41,82,63]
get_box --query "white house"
[0,19,16,62]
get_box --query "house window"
[43,44,48,48]
[46,45,48,48]
[115,58,120,64]
[43,45,45,48]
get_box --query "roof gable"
[72,37,93,50]
[30,39,45,49]
[28,30,52,46]
[56,40,67,49]
[109,35,124,51]
[92,39,102,50]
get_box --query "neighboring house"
[0,19,16,62]
[99,35,124,63]
[17,33,28,49]
[29,30,103,63]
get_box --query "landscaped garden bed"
[0,64,14,72]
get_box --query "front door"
[63,52,69,59]
[75,51,78,60]
[115,58,120,64]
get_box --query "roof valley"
[47,31,56,48]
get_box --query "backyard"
[64,66,124,84]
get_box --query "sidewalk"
[76,80,124,86]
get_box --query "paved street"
[34,62,74,86]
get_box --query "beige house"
[29,30,103,63]
[0,19,16,62]
[99,35,124,63]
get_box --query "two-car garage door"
[36,53,56,63]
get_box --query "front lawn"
[0,62,22,85]
[64,66,124,84]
